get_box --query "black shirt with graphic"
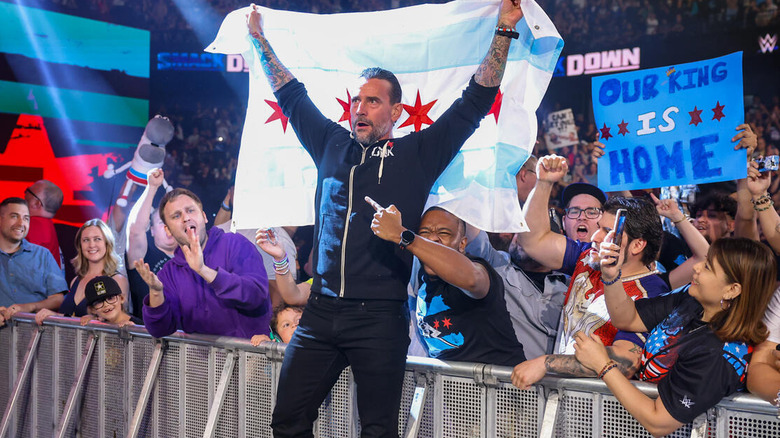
[635,290,749,424]
[416,256,526,366]
[127,232,172,318]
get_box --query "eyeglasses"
[25,188,43,206]
[92,295,119,310]
[564,207,603,219]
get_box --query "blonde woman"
[35,219,129,323]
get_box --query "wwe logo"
[759,34,778,54]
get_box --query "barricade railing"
[0,314,777,437]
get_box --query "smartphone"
[756,155,780,172]
[612,209,627,248]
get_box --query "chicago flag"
[207,0,563,232]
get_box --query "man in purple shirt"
[134,188,270,338]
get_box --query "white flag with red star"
[207,0,562,232]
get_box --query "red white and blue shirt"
[636,289,750,423]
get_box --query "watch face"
[401,230,415,247]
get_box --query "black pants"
[271,293,411,438]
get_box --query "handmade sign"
[544,108,579,149]
[592,52,745,191]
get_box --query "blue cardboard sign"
[592,52,745,191]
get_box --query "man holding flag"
[247,0,525,435]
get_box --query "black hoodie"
[274,76,498,301]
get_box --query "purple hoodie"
[143,227,270,338]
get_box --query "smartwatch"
[399,230,415,250]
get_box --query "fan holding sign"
[592,52,747,192]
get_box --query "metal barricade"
[0,314,777,437]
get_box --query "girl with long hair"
[574,237,775,437]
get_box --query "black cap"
[561,183,607,208]
[84,276,122,307]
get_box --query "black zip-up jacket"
[274,76,498,301]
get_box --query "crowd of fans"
[31,0,779,45]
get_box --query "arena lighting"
[10,0,77,145]
[168,0,249,97]
[169,0,225,56]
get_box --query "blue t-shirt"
[0,239,67,307]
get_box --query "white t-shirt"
[764,287,780,344]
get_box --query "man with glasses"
[509,155,669,390]
[83,276,142,326]
[24,180,64,268]
[560,182,606,243]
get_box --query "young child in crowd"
[251,303,303,345]
[80,276,142,327]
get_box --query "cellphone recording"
[612,209,627,248]
[755,155,780,172]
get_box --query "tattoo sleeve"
[544,354,595,377]
[474,32,512,88]
[543,347,641,378]
[250,36,295,92]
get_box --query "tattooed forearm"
[250,36,294,92]
[474,32,512,88]
[544,347,641,379]
[544,354,596,377]
[611,347,640,377]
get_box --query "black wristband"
[496,26,519,40]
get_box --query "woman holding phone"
[573,236,775,437]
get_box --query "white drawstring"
[378,140,389,184]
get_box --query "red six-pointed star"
[487,89,503,123]
[264,99,289,133]
[442,318,452,329]
[689,106,703,126]
[433,320,440,330]
[336,89,352,125]
[599,123,613,141]
[617,120,630,136]
[712,101,726,122]
[399,90,437,132]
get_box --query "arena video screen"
[0,2,149,226]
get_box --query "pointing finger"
[364,196,383,212]
[649,193,660,205]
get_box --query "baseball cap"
[561,183,607,208]
[84,276,123,307]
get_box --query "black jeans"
[271,293,411,438]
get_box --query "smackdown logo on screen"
[157,52,249,72]
[553,47,641,77]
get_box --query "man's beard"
[352,118,392,146]
[583,244,601,271]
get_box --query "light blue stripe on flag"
[209,0,562,232]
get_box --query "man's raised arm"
[474,0,524,87]
[247,4,295,92]
[517,155,569,270]
[126,168,163,262]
